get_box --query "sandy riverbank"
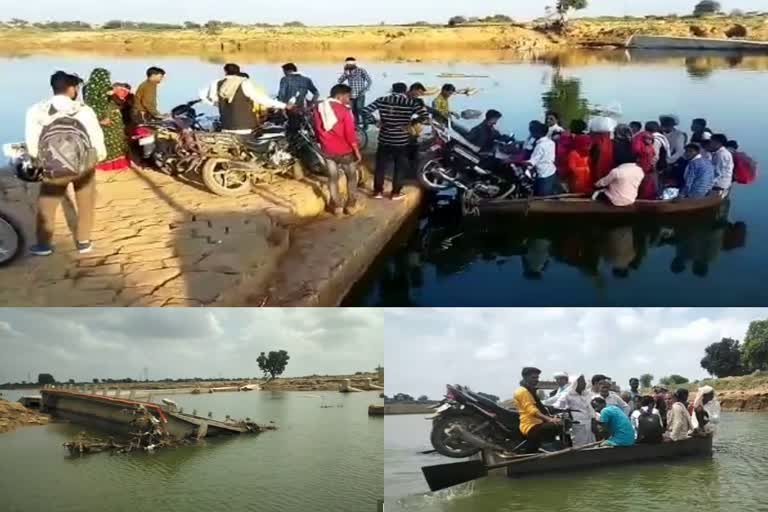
[682,374,768,412]
[0,399,49,433]
[0,16,766,59]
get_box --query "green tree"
[393,393,415,401]
[417,395,429,401]
[448,16,467,26]
[701,337,747,377]
[556,0,588,26]
[92,378,99,383]
[542,71,590,126]
[37,373,55,385]
[694,0,721,17]
[283,21,305,27]
[659,374,689,386]
[257,350,290,381]
[639,374,654,388]
[742,320,768,371]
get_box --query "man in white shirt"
[25,71,107,256]
[592,379,631,416]
[544,371,570,406]
[202,63,289,134]
[554,375,596,447]
[709,133,734,195]
[524,121,557,196]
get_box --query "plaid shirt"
[338,67,372,98]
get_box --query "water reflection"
[345,202,748,306]
[541,71,590,125]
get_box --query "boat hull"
[501,436,713,477]
[478,194,725,216]
[627,35,768,52]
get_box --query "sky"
[385,308,765,400]
[0,309,383,383]
[0,1,762,25]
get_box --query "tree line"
[0,19,307,32]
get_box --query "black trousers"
[374,144,408,195]
[524,422,560,452]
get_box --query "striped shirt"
[362,93,429,147]
[337,67,372,98]
[680,155,714,198]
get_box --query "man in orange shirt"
[513,367,562,452]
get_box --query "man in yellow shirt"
[513,367,562,452]
[431,84,458,123]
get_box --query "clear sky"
[1,0,762,25]
[0,309,383,382]
[385,308,764,400]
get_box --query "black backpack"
[637,407,663,444]
[38,106,96,181]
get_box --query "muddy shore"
[0,399,49,433]
[0,17,766,59]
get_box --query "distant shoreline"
[0,16,765,60]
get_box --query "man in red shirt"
[313,84,363,216]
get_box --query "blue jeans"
[534,174,556,197]
[352,95,366,127]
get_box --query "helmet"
[15,158,44,183]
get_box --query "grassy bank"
[0,16,766,59]
[676,373,768,412]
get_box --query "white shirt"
[543,385,569,406]
[555,386,595,425]
[528,137,557,178]
[202,78,286,110]
[712,146,734,190]
[592,392,630,416]
[25,95,107,161]
[547,124,565,139]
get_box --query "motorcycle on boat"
[417,118,536,215]
[429,384,578,458]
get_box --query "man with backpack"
[25,71,106,256]
[630,396,664,444]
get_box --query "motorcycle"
[1,143,33,266]
[417,118,535,215]
[429,384,577,458]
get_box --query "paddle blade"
[421,460,488,492]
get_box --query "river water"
[1,51,766,306]
[0,389,383,512]
[385,412,767,512]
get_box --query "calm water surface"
[385,412,767,512]
[1,52,766,305]
[0,390,383,512]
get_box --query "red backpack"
[733,151,758,185]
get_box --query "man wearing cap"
[513,367,563,452]
[543,371,570,406]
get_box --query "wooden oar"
[421,440,604,493]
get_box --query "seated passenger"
[593,155,644,207]
[591,397,636,447]
[679,144,714,198]
[467,109,512,153]
[630,396,664,443]
[513,367,563,453]
[523,121,557,196]
[667,388,693,441]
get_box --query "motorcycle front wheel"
[0,211,24,267]
[418,159,455,191]
[430,412,486,458]
[201,158,252,197]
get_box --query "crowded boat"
[8,58,759,256]
[515,367,720,450]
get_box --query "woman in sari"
[84,68,130,171]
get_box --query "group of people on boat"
[513,367,719,452]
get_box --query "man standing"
[132,66,166,124]
[628,377,641,411]
[544,371,570,405]
[513,367,563,453]
[338,57,372,127]
[554,375,596,447]
[26,71,107,256]
[591,397,636,447]
[406,82,427,176]
[278,63,319,107]
[467,110,513,153]
[313,84,362,216]
[203,63,289,134]
[593,379,631,415]
[679,144,715,198]
[362,82,429,200]
[709,134,734,197]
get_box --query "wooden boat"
[487,435,714,477]
[478,193,726,216]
